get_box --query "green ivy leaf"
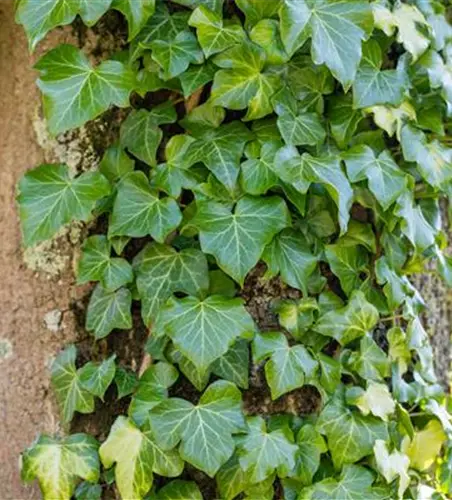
[18,164,110,247]
[179,61,216,97]
[250,19,288,65]
[317,391,388,468]
[148,381,246,476]
[51,346,95,423]
[189,6,246,58]
[155,295,254,372]
[192,196,291,284]
[240,141,280,195]
[134,242,209,325]
[77,235,133,292]
[99,143,134,183]
[35,45,135,135]
[291,424,327,486]
[114,366,138,399]
[279,0,373,88]
[238,416,298,484]
[21,434,100,500]
[109,172,182,242]
[329,94,363,149]
[74,481,102,500]
[170,0,224,14]
[344,145,408,210]
[150,480,203,500]
[348,334,390,382]
[253,331,318,399]
[78,355,117,400]
[314,291,379,346]
[111,0,155,40]
[211,339,250,389]
[236,0,281,28]
[100,416,184,499]
[85,285,132,340]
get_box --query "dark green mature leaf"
[79,355,116,400]
[114,367,138,399]
[150,480,203,500]
[279,0,374,88]
[149,381,246,476]
[109,172,182,242]
[179,62,216,97]
[74,481,102,500]
[263,229,319,296]
[325,244,369,296]
[348,335,390,382]
[314,291,379,346]
[100,416,183,499]
[329,94,363,149]
[240,141,280,195]
[343,145,408,210]
[291,424,327,485]
[254,331,318,399]
[155,295,255,372]
[317,391,388,468]
[111,0,155,40]
[99,143,134,183]
[238,416,298,484]
[211,339,250,389]
[192,196,291,284]
[35,45,135,135]
[21,434,100,500]
[134,242,209,325]
[51,346,95,423]
[18,164,110,247]
[85,285,132,339]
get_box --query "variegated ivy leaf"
[262,229,319,296]
[51,346,95,423]
[16,0,112,50]
[133,242,209,326]
[120,103,177,166]
[154,295,255,372]
[238,416,298,484]
[279,0,374,88]
[189,6,246,58]
[100,416,184,499]
[236,0,282,28]
[85,285,132,340]
[78,355,117,400]
[192,196,291,285]
[109,171,182,242]
[150,30,204,80]
[353,40,409,109]
[211,41,282,121]
[18,164,110,247]
[253,331,318,399]
[347,382,395,421]
[374,440,410,499]
[314,291,379,346]
[317,390,388,468]
[401,124,452,190]
[240,141,280,195]
[274,298,319,340]
[150,480,203,500]
[77,235,133,292]
[128,362,179,426]
[111,0,155,40]
[148,381,246,477]
[35,45,136,135]
[343,145,408,211]
[184,120,252,190]
[21,433,100,500]
[291,424,327,486]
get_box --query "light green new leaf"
[18,164,110,247]
[51,346,95,423]
[401,124,452,189]
[236,0,281,28]
[262,229,319,296]
[211,41,282,120]
[78,355,116,400]
[344,145,407,210]
[77,235,133,292]
[170,0,224,14]
[239,416,298,484]
[148,381,246,477]
[192,196,291,284]
[151,31,203,80]
[250,19,288,65]
[109,172,182,242]
[111,0,155,40]
[100,416,183,500]
[35,45,136,135]
[240,141,280,195]
[280,0,374,88]
[134,242,209,325]
[185,121,252,190]
[317,391,388,468]
[155,295,255,372]
[189,6,246,58]
[85,285,132,340]
[325,244,369,296]
[292,424,327,486]
[99,143,134,183]
[353,382,395,421]
[253,331,318,399]
[120,105,177,166]
[151,480,203,500]
[21,433,100,500]
[314,291,379,346]
[211,340,250,389]
[353,40,408,109]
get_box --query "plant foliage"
[15,0,452,499]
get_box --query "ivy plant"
[15,0,452,499]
